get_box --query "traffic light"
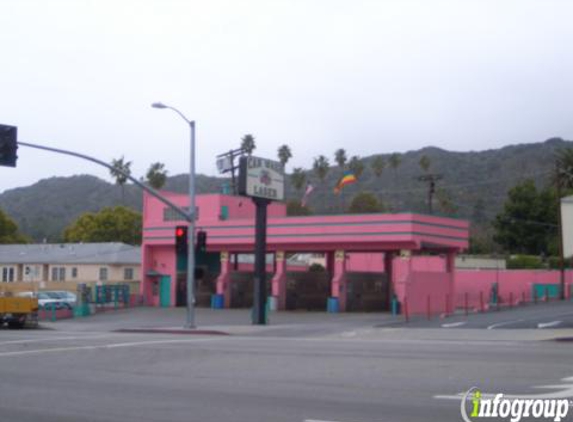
[0,124,17,167]
[196,230,207,252]
[175,225,188,254]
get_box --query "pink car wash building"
[141,191,469,314]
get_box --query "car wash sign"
[238,156,285,201]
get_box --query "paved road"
[1,307,573,422]
[398,300,573,331]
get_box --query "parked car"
[36,291,76,310]
[48,291,77,308]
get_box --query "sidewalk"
[38,306,404,337]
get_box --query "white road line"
[441,322,467,328]
[305,419,355,422]
[538,320,563,329]
[0,334,111,345]
[0,338,217,358]
[487,319,525,330]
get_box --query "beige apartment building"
[0,243,140,292]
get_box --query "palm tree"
[371,155,385,178]
[241,134,256,155]
[419,155,431,173]
[436,188,457,216]
[110,156,132,204]
[312,155,330,183]
[334,148,347,170]
[389,153,401,172]
[146,162,168,189]
[290,167,306,192]
[348,156,365,179]
[277,144,292,167]
[555,147,573,189]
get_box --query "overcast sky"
[1,0,572,193]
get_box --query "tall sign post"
[238,156,285,325]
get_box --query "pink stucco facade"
[346,254,573,313]
[142,192,469,313]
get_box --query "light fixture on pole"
[152,101,197,328]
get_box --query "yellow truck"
[0,295,39,328]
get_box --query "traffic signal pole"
[17,141,199,325]
[18,141,191,222]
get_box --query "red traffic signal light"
[175,225,188,254]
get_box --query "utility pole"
[555,163,566,300]
[216,147,245,195]
[417,173,443,214]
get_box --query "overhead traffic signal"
[196,230,207,252]
[175,225,188,254]
[0,124,17,167]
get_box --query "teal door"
[160,276,171,307]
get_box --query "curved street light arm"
[165,106,194,127]
[18,141,192,222]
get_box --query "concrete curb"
[113,328,231,336]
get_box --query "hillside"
[0,138,570,242]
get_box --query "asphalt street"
[0,306,572,422]
[399,300,573,330]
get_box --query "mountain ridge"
[0,138,570,242]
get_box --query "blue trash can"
[327,297,339,313]
[210,294,224,309]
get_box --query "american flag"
[301,183,314,207]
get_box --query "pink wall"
[143,192,286,229]
[391,258,451,315]
[219,195,286,219]
[346,254,447,273]
[406,272,451,316]
[147,246,176,306]
[346,253,385,272]
[455,270,573,309]
[235,263,307,273]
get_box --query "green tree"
[389,152,401,184]
[493,180,557,255]
[290,167,307,192]
[348,191,384,214]
[371,155,385,178]
[312,155,330,183]
[309,263,325,272]
[0,209,28,244]
[63,206,142,245]
[419,155,431,173]
[471,198,488,224]
[110,156,132,203]
[146,162,168,189]
[348,156,365,179]
[435,188,457,216]
[286,200,312,216]
[241,134,256,155]
[334,148,347,170]
[506,255,544,269]
[389,153,401,171]
[555,147,573,188]
[277,144,292,167]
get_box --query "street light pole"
[152,102,196,328]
